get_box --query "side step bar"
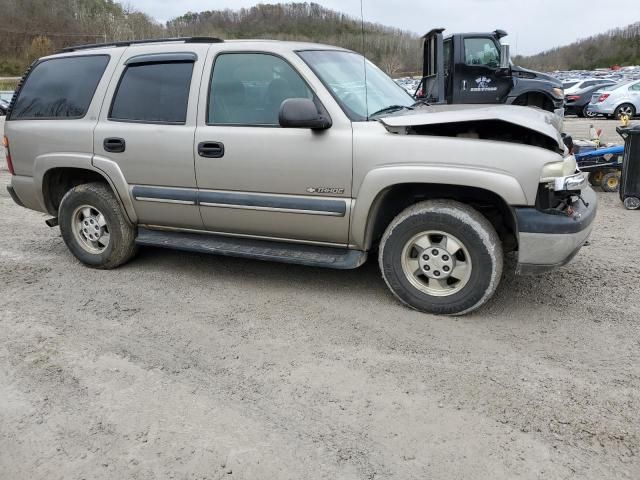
[135,228,367,270]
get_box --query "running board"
[135,228,367,270]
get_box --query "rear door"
[93,46,208,229]
[454,36,512,104]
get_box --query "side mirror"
[499,43,511,69]
[279,98,332,130]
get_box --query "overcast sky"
[125,0,637,56]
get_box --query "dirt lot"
[563,117,627,145]
[1,163,640,479]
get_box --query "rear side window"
[110,62,194,124]
[10,55,109,120]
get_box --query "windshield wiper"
[369,105,413,118]
[412,99,431,107]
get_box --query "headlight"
[553,172,588,192]
[552,87,564,98]
[540,156,577,182]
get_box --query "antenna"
[360,0,369,120]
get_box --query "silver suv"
[4,37,596,315]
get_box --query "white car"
[588,80,640,118]
[564,78,617,95]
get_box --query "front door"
[454,36,512,104]
[93,46,208,229]
[194,51,353,245]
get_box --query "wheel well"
[365,183,518,252]
[513,92,555,112]
[42,168,110,215]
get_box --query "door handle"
[462,80,467,91]
[103,137,126,153]
[198,141,225,158]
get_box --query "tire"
[379,200,503,316]
[624,197,640,210]
[583,105,598,118]
[614,103,636,119]
[601,171,620,193]
[588,171,604,187]
[59,182,137,269]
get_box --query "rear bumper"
[587,103,615,115]
[8,175,46,213]
[6,184,25,207]
[514,186,597,274]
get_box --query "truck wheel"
[59,182,137,269]
[379,200,503,315]
[601,171,620,192]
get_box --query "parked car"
[564,78,615,95]
[4,37,596,315]
[588,80,640,118]
[0,98,8,116]
[565,82,616,117]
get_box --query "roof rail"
[59,37,224,53]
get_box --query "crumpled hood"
[379,104,565,151]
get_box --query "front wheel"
[59,182,137,269]
[601,171,620,193]
[379,200,503,315]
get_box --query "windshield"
[563,81,579,88]
[298,50,414,121]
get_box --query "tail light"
[565,95,580,101]
[3,135,14,175]
[597,93,610,103]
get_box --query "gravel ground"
[1,167,639,480]
[562,117,629,145]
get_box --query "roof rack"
[59,37,224,53]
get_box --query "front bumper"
[514,186,597,275]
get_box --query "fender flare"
[507,89,560,109]
[350,165,527,250]
[33,152,137,223]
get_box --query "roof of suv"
[55,37,347,56]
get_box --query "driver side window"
[463,38,499,67]
[208,53,313,126]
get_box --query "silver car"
[4,38,596,315]
[588,80,640,118]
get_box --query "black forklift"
[417,28,564,114]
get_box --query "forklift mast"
[420,28,446,104]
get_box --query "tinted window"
[631,82,640,91]
[209,53,313,125]
[110,62,193,123]
[443,40,452,72]
[464,38,499,67]
[10,55,109,120]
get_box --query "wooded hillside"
[0,1,421,76]
[514,23,640,71]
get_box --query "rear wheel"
[615,103,636,119]
[601,171,620,192]
[379,200,503,316]
[583,105,598,118]
[59,182,137,269]
[589,171,604,186]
